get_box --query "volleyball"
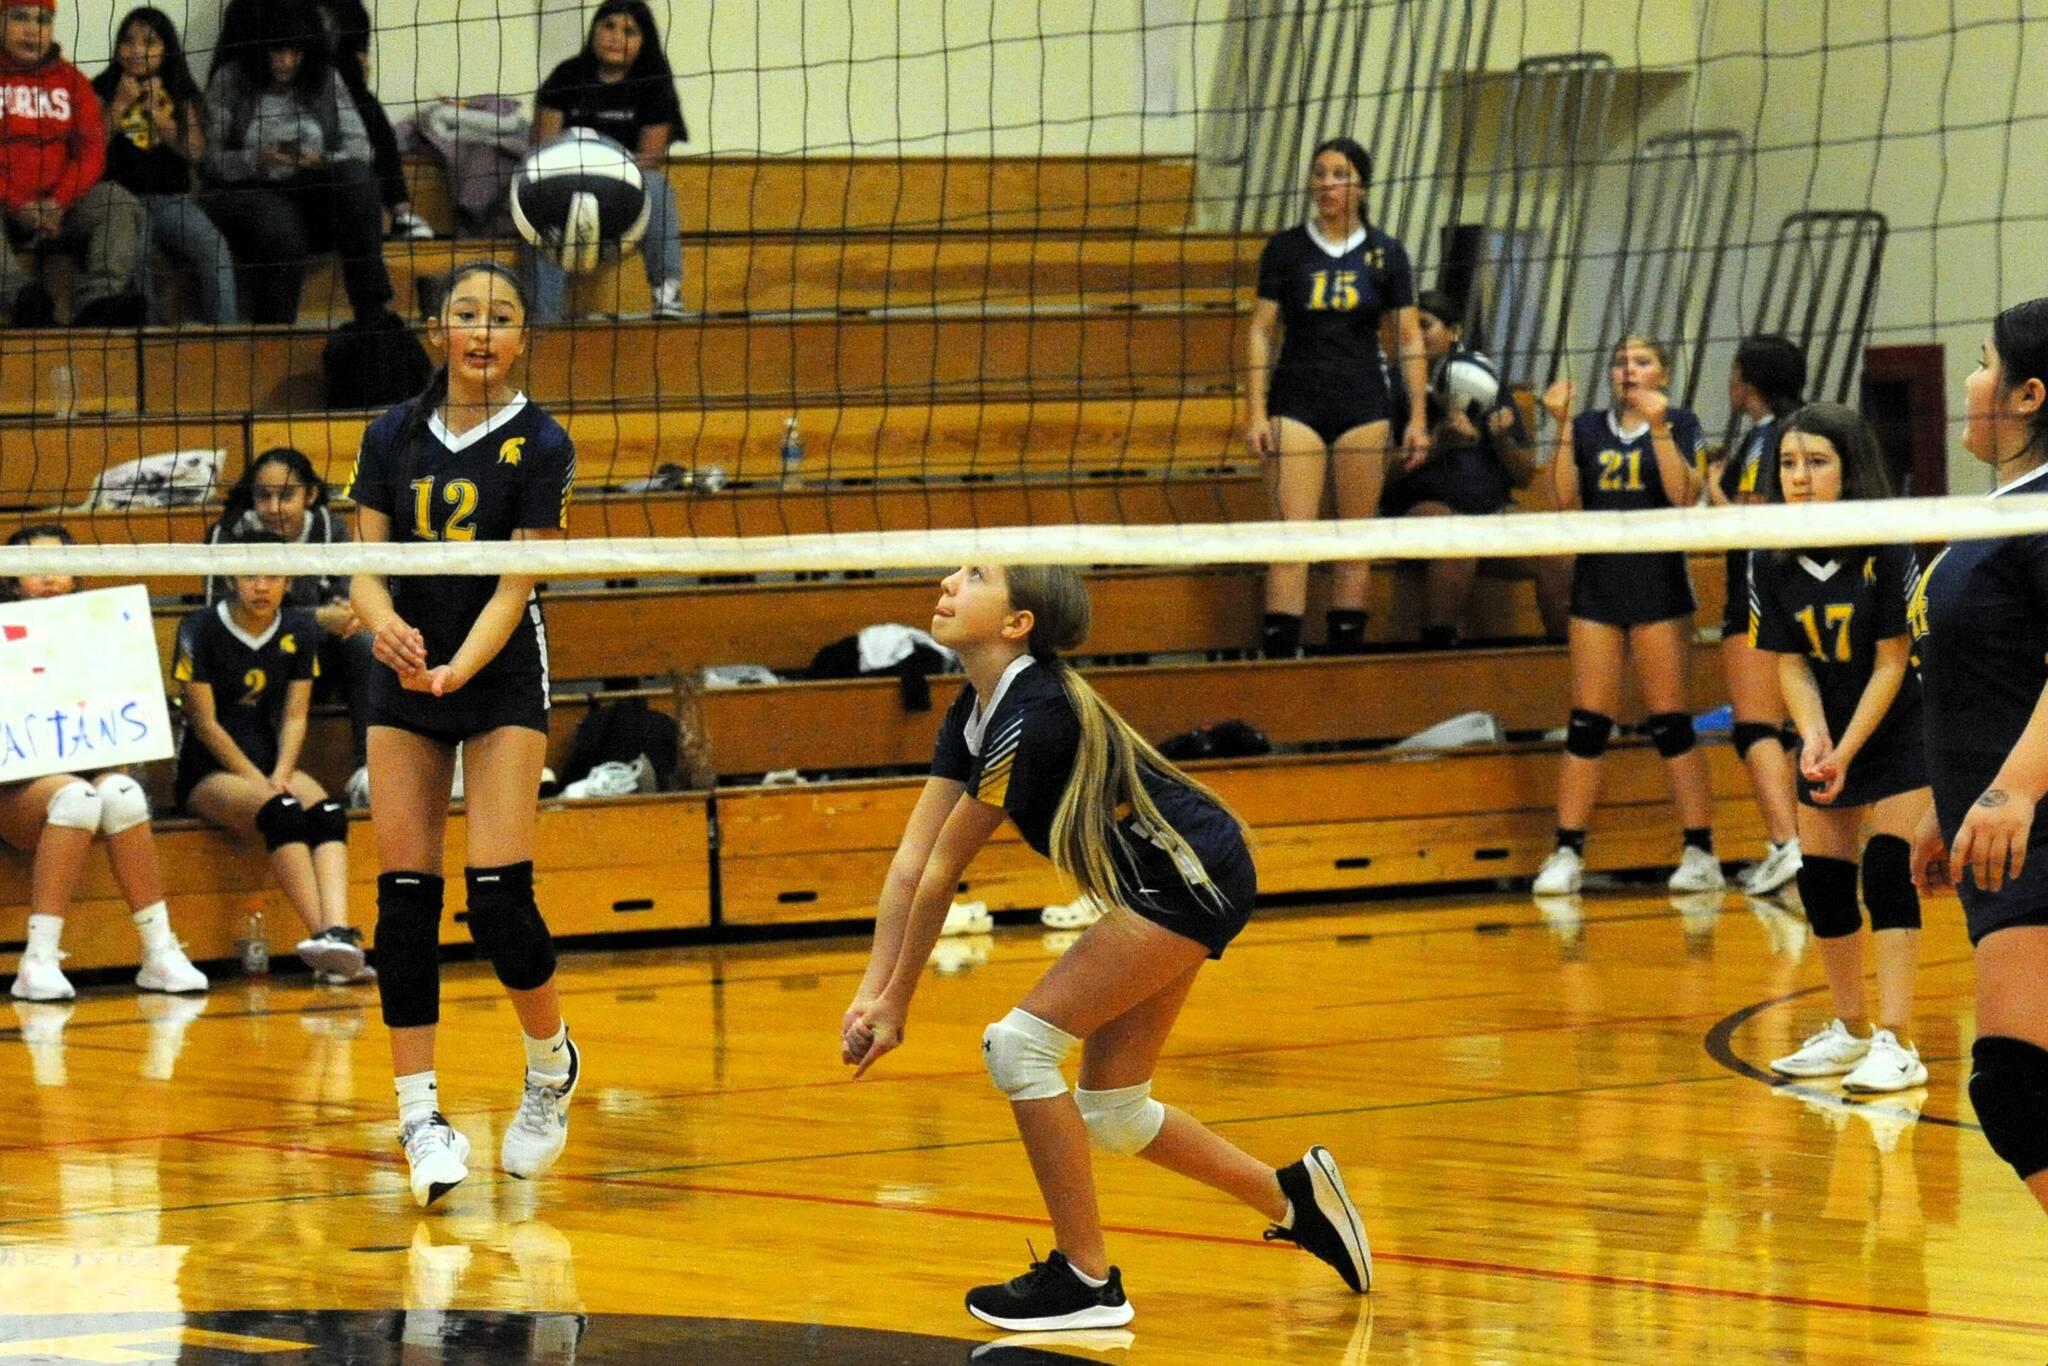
[1433,347,1501,422]
[509,129,651,274]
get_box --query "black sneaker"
[965,1247,1134,1331]
[1266,1145,1372,1292]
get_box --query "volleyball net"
[1,1,2042,578]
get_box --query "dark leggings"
[335,58,412,211]
[202,163,394,323]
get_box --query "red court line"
[573,1171,2048,1337]
[0,1004,1717,1156]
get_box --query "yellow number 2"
[238,667,268,707]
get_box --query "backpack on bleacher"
[322,314,434,410]
[561,697,683,792]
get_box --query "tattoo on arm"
[1978,789,2011,809]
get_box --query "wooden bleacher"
[0,152,1766,984]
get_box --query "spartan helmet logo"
[499,437,526,466]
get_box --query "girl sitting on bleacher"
[173,529,371,984]
[203,447,374,803]
[199,0,394,325]
[91,7,239,324]
[528,0,687,322]
[2,525,207,1003]
[844,564,1369,1331]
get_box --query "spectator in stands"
[1382,289,1570,647]
[204,446,373,799]
[529,0,687,322]
[174,528,373,984]
[91,7,238,324]
[216,0,434,240]
[1708,334,1808,895]
[1,525,208,1002]
[1531,335,1720,897]
[0,0,147,327]
[1245,136,1429,658]
[199,0,395,325]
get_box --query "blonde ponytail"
[1004,565,1249,916]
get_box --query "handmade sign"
[0,585,175,783]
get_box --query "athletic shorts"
[367,667,549,746]
[1268,370,1394,449]
[1121,829,1258,959]
[1796,728,1926,811]
[1382,446,1514,517]
[1570,551,1698,627]
[173,728,280,810]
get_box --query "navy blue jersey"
[174,603,320,773]
[1257,222,1414,387]
[344,394,573,686]
[1571,407,1702,511]
[1718,416,1778,502]
[931,658,1240,903]
[1751,545,1921,746]
[1908,466,2048,836]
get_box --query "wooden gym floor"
[1,885,2044,1364]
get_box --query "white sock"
[523,1024,570,1080]
[1068,1261,1108,1289]
[396,1070,440,1129]
[1279,1198,1296,1230]
[25,914,62,957]
[130,902,174,954]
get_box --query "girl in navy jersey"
[1,526,206,1003]
[1245,136,1430,658]
[1750,404,1930,1094]
[174,531,371,985]
[1909,297,2048,1215]
[346,260,580,1208]
[845,565,1369,1331]
[1532,335,1719,896]
[1708,336,1807,895]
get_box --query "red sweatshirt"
[0,45,105,211]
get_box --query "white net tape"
[8,495,2046,578]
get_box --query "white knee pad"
[44,781,103,832]
[95,773,151,835]
[981,1008,1076,1101]
[1076,1082,1167,1156]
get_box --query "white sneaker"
[390,207,435,240]
[502,1035,580,1180]
[1040,895,1104,929]
[297,926,368,978]
[136,941,209,993]
[400,1112,472,1208]
[1770,1019,1870,1078]
[345,765,371,810]
[650,278,687,320]
[11,950,75,1001]
[1740,838,1803,895]
[561,756,655,799]
[1842,1029,1928,1093]
[1532,846,1582,895]
[1668,845,1726,892]
[942,900,992,935]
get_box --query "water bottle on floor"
[239,910,269,977]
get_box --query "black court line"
[1700,959,1982,1133]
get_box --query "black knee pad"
[1861,835,1921,932]
[254,793,308,852]
[1969,1035,2048,1181]
[374,871,445,1029]
[1565,709,1614,759]
[465,861,556,992]
[304,798,349,849]
[1731,721,1781,759]
[1795,855,1862,938]
[1646,711,1697,759]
